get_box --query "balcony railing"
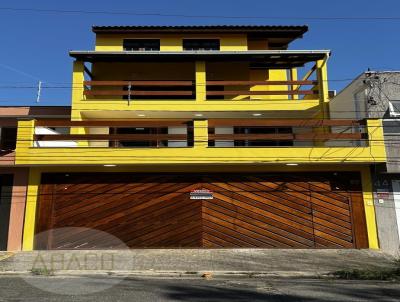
[82,80,319,101]
[208,119,365,147]
[205,80,318,98]
[34,120,191,148]
[83,81,195,99]
[30,119,367,148]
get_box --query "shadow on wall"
[0,174,13,250]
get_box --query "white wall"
[168,127,187,147]
[215,127,234,147]
[34,127,78,147]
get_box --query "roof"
[69,50,329,68]
[0,106,71,118]
[92,25,308,35]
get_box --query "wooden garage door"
[34,173,369,249]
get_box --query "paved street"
[0,275,399,302]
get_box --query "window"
[234,127,293,147]
[388,100,400,117]
[183,39,220,51]
[0,127,17,151]
[110,127,168,147]
[123,39,160,51]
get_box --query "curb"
[0,253,15,262]
[0,270,332,278]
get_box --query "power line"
[0,7,400,22]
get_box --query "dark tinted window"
[123,39,160,51]
[183,39,220,51]
[0,127,17,150]
[234,127,293,147]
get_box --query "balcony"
[83,79,318,101]
[15,119,386,166]
[70,50,329,115]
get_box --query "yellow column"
[15,120,35,152]
[367,119,386,160]
[71,60,88,147]
[290,68,298,100]
[71,60,85,113]
[22,168,41,251]
[316,55,330,119]
[193,120,208,148]
[195,61,206,102]
[361,166,379,249]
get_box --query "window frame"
[182,39,220,51]
[123,39,161,51]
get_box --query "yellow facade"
[15,26,385,251]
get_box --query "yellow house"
[14,25,386,251]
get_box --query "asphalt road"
[0,275,399,302]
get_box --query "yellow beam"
[22,168,41,251]
[194,119,208,148]
[361,166,379,249]
[195,61,206,102]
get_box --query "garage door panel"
[115,200,200,240]
[202,204,313,248]
[125,213,202,247]
[310,197,351,217]
[203,224,264,248]
[99,197,200,233]
[214,180,313,217]
[229,191,315,229]
[257,189,312,210]
[314,237,347,248]
[54,180,158,211]
[311,191,350,209]
[312,211,352,229]
[69,191,182,227]
[111,199,200,238]
[252,191,313,216]
[158,229,203,248]
[211,190,315,234]
[203,232,241,248]
[203,218,276,248]
[311,204,352,223]
[312,217,353,236]
[204,198,315,245]
[35,172,367,249]
[206,180,313,224]
[202,209,286,247]
[313,230,354,248]
[313,224,353,243]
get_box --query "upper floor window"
[183,39,220,51]
[0,127,17,151]
[123,39,160,51]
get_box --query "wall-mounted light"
[104,164,117,167]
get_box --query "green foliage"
[332,259,400,281]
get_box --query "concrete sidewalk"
[0,249,396,277]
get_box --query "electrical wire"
[0,7,399,21]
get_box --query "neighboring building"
[0,106,70,250]
[330,71,400,255]
[3,25,388,251]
